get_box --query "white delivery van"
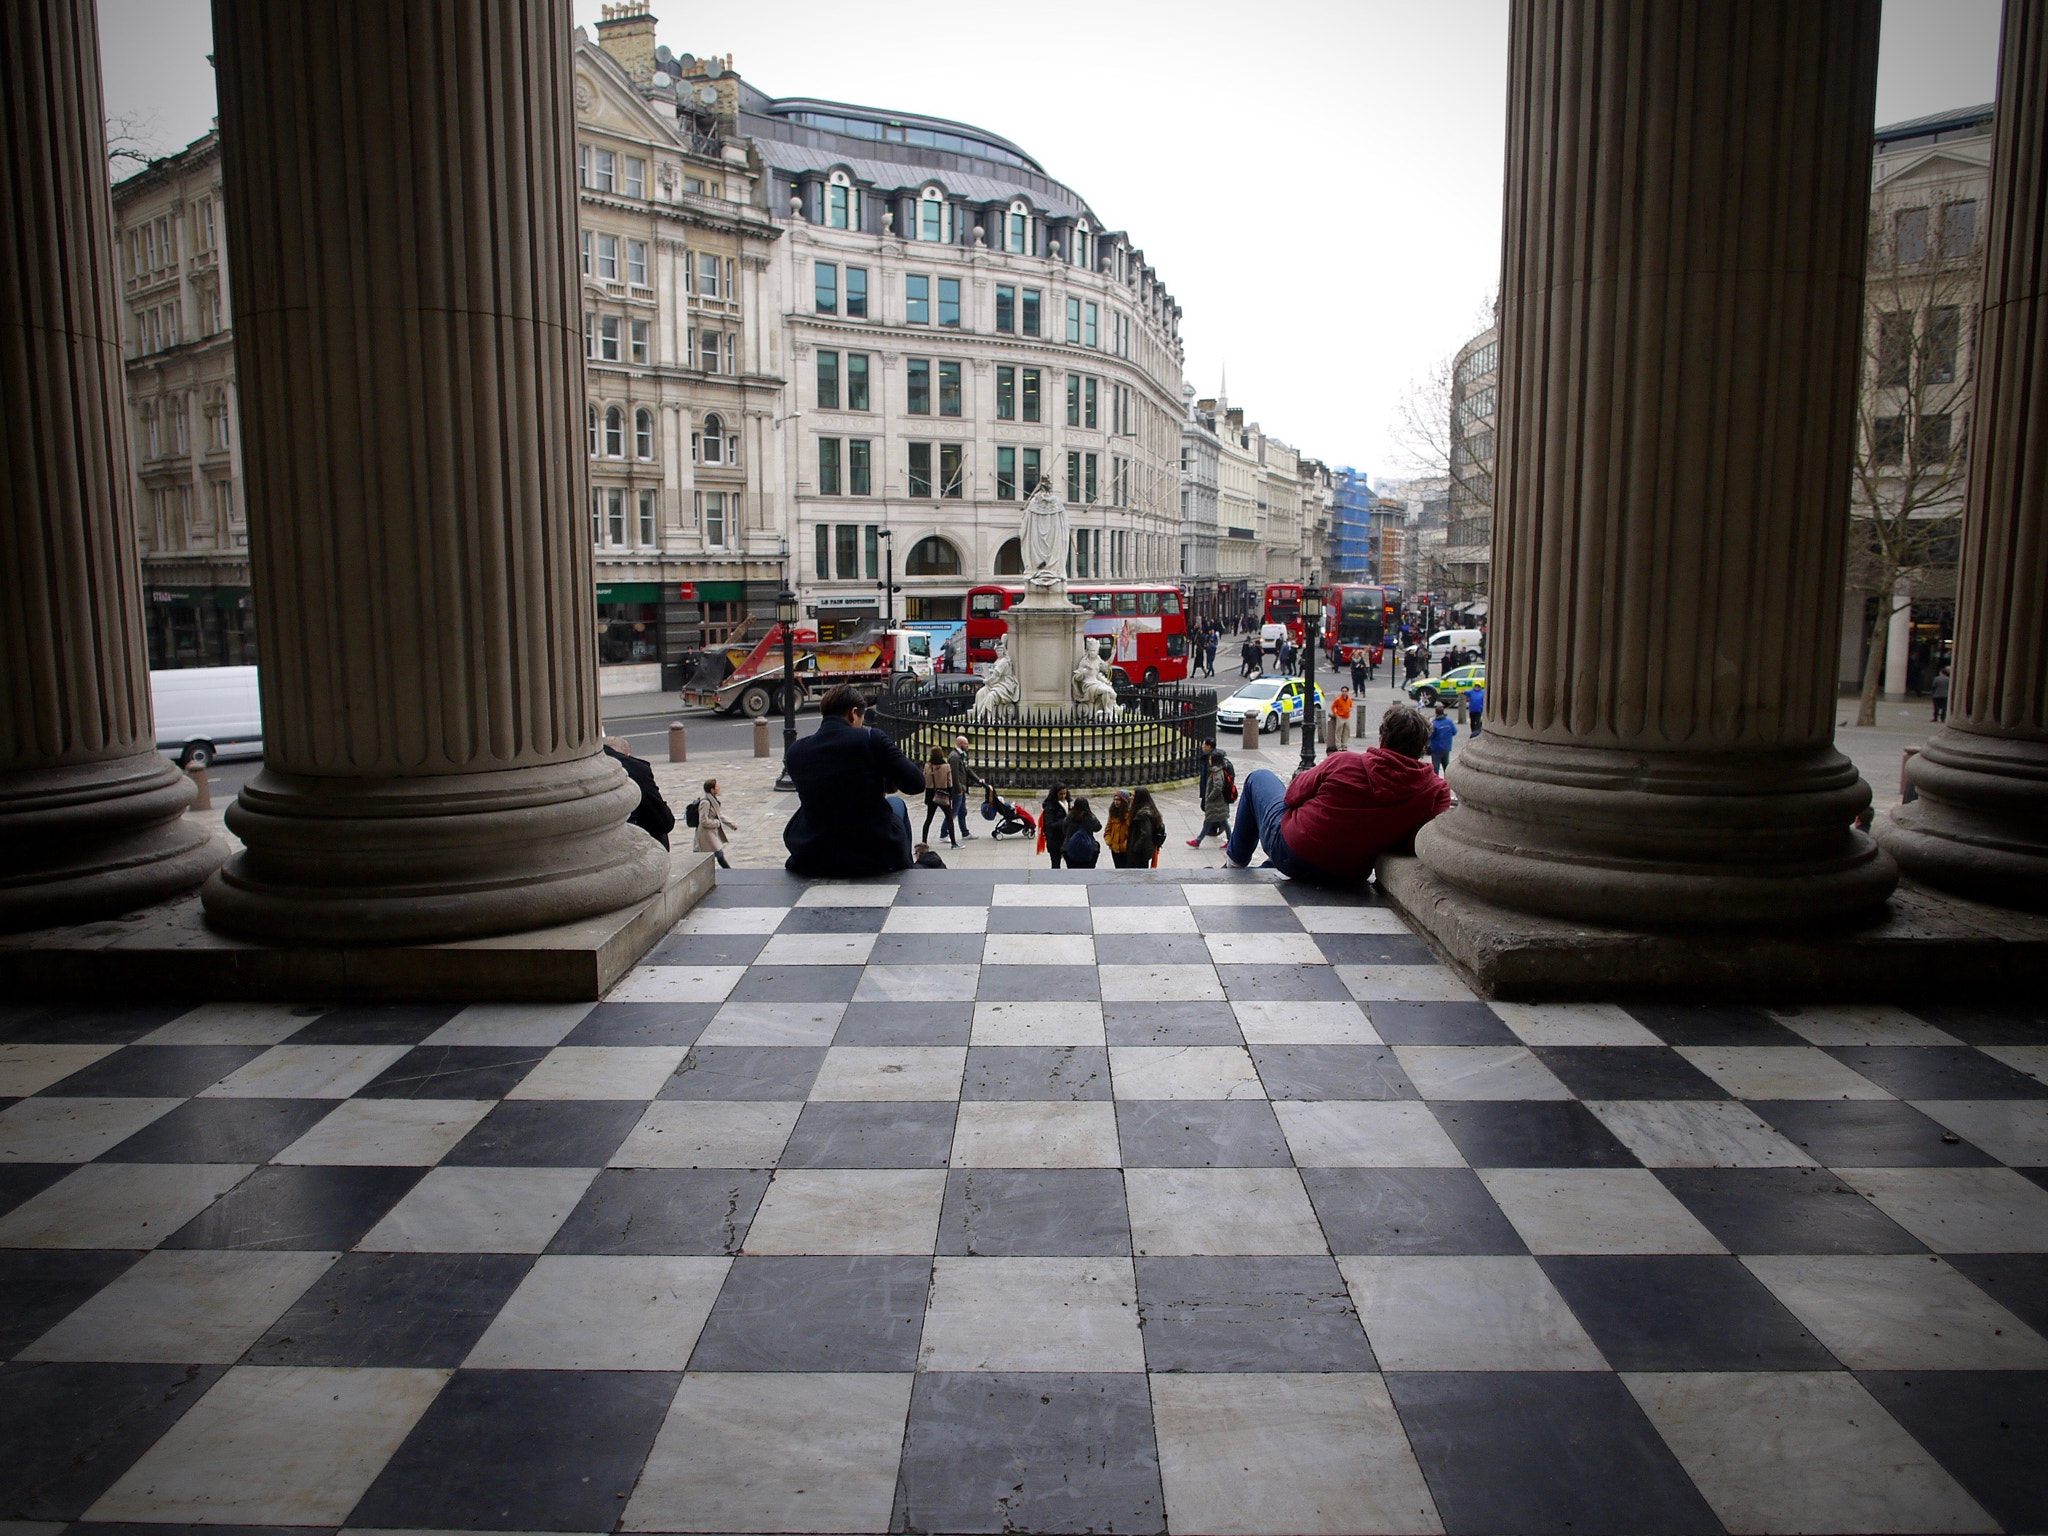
[1425,628,1485,665]
[152,666,262,767]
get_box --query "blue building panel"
[1332,466,1375,582]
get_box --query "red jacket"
[1280,746,1452,879]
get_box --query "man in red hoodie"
[1224,701,1451,883]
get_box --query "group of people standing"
[1037,785,1169,869]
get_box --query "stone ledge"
[0,851,716,1003]
[1375,853,2048,1002]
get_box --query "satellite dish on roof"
[695,84,718,107]
[652,71,671,87]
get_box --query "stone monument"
[974,485,1118,718]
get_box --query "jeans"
[1469,714,1483,736]
[1431,750,1449,776]
[922,797,956,845]
[1224,768,1315,879]
[952,789,972,835]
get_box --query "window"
[627,240,648,286]
[607,486,626,544]
[836,522,859,579]
[865,524,880,579]
[1896,206,1930,265]
[1084,302,1099,347]
[209,390,230,449]
[1022,288,1042,336]
[1066,450,1096,503]
[1067,296,1082,343]
[584,311,595,356]
[599,315,621,362]
[163,303,178,347]
[1926,306,1961,384]
[938,277,961,327]
[141,402,159,457]
[1007,203,1030,253]
[197,197,215,250]
[698,252,721,297]
[1918,412,1953,463]
[587,403,599,456]
[846,266,868,318]
[818,437,842,495]
[918,190,948,242]
[605,406,624,457]
[906,274,930,324]
[701,412,725,464]
[630,318,650,363]
[849,439,872,495]
[1067,451,1081,502]
[996,284,1015,333]
[908,442,933,497]
[939,360,962,416]
[997,365,1015,420]
[590,486,602,542]
[1073,221,1092,269]
[1022,447,1042,495]
[907,357,931,414]
[1873,415,1906,465]
[595,233,618,280]
[905,536,960,574]
[817,350,840,409]
[815,523,829,577]
[624,156,645,198]
[1067,374,1081,426]
[827,177,859,229]
[997,445,1017,499]
[1086,452,1098,502]
[815,261,837,314]
[848,354,870,410]
[703,491,725,546]
[635,408,654,460]
[1022,367,1041,423]
[1876,312,1913,386]
[583,145,616,191]
[940,444,965,498]
[637,488,657,543]
[1941,200,1977,260]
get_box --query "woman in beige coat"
[692,778,739,867]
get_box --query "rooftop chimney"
[596,4,657,90]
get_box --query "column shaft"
[1880,0,2048,908]
[1416,0,1897,926]
[0,0,224,930]
[201,0,665,943]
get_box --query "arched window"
[701,412,724,465]
[904,535,961,576]
[993,537,1024,576]
[587,403,600,457]
[635,407,654,460]
[1006,201,1029,255]
[918,187,949,243]
[1073,221,1092,269]
[604,406,624,457]
[827,171,860,230]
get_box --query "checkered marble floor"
[3,868,2047,1536]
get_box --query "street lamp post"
[773,587,799,792]
[877,528,896,630]
[1299,587,1323,773]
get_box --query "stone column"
[1881,0,2048,909]
[0,0,225,931]
[201,0,666,944]
[1416,0,1898,927]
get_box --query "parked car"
[1409,664,1486,707]
[1217,677,1326,733]
[152,665,263,767]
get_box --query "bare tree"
[1390,328,1497,611]
[1845,202,1978,726]
[105,111,160,175]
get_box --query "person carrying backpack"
[1188,748,1237,847]
[690,777,738,868]
[1063,795,1103,868]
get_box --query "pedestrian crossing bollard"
[186,764,211,811]
[753,715,771,758]
[1242,713,1260,752]
[1279,712,1291,747]
[668,722,687,763]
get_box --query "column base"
[1877,727,2048,912]
[1415,733,1898,928]
[202,753,669,945]
[0,753,226,932]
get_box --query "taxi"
[1408,664,1486,707]
[1217,676,1327,734]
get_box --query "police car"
[1217,677,1327,733]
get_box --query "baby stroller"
[981,785,1038,840]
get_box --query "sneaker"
[1186,837,1203,848]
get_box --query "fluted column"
[0,0,225,930]
[1416,0,1898,927]
[1880,1,2048,910]
[201,0,666,943]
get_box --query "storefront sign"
[674,582,695,601]
[594,582,663,604]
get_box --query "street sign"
[675,582,696,600]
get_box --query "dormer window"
[918,188,950,243]
[1006,201,1030,254]
[827,173,860,230]
[1073,221,1092,269]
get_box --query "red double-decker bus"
[1263,584,1304,648]
[1325,584,1399,664]
[966,583,1191,684]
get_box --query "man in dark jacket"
[604,739,675,850]
[1225,702,1450,882]
[782,685,924,876]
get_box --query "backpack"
[1223,766,1238,803]
[1065,827,1099,865]
[685,798,701,829]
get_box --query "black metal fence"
[869,678,1218,791]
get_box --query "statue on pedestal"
[1020,482,1068,590]
[1073,641,1121,716]
[971,637,1021,719]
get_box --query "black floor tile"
[962,1046,1111,1101]
[697,884,798,907]
[0,1249,142,1357]
[988,905,1093,934]
[644,933,768,966]
[41,1045,263,1099]
[834,1003,973,1046]
[1115,1100,1292,1167]
[725,964,865,1003]
[1946,1253,2048,1338]
[0,1161,76,1218]
[1192,905,1307,932]
[897,1372,1164,1536]
[657,1045,825,1100]
[775,904,891,933]
[282,1004,459,1045]
[1102,933,1217,965]
[1135,1254,1376,1371]
[1218,964,1353,1000]
[1624,1004,1804,1046]
[560,1002,714,1047]
[938,1169,1132,1256]
[0,1005,190,1045]
[440,1100,644,1168]
[2021,1165,2048,1193]
[1655,1166,1926,1254]
[0,1361,225,1520]
[1749,1099,1999,1167]
[160,1164,422,1251]
[689,1255,929,1371]
[1532,1045,1732,1101]
[354,1045,546,1100]
[778,1101,956,1167]
[1315,932,1439,965]
[1430,1099,1641,1168]
[867,933,986,965]
[1907,1002,2048,1045]
[244,1251,534,1368]
[1822,1044,2048,1100]
[1103,1002,1244,1046]
[1365,1002,1517,1045]
[1386,1371,1723,1535]
[1540,1254,1837,1370]
[1302,1167,1528,1255]
[347,1367,678,1532]
[1859,1371,2048,1536]
[976,965,1100,1001]
[97,1097,336,1164]
[1250,1044,1418,1099]
[546,1167,769,1255]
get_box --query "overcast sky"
[101,0,2002,478]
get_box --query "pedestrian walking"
[1428,705,1456,775]
[1368,642,1383,682]
[1351,656,1368,694]
[1932,666,1951,723]
[1040,783,1072,869]
[1126,788,1166,867]
[1062,795,1103,868]
[1188,747,1236,847]
[1328,687,1355,750]
[948,735,981,839]
[1241,636,1261,678]
[921,748,957,847]
[690,777,738,868]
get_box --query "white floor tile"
[1839,1165,2048,1253]
[609,964,746,1002]
[1125,1167,1325,1255]
[809,1046,966,1101]
[0,1096,182,1163]
[610,1100,803,1168]
[851,964,982,1002]
[1745,1254,2048,1369]
[920,1256,1143,1370]
[356,1166,595,1253]
[1489,1003,1660,1047]
[1677,1045,1892,1100]
[1111,1045,1265,1100]
[1768,1006,1963,1047]
[1291,905,1414,934]
[795,885,900,906]
[1985,1045,2048,1086]
[1089,904,1199,934]
[1233,1002,1379,1045]
[422,1003,595,1046]
[273,1099,493,1165]
[971,1001,1106,1047]
[950,1101,1121,1167]
[1275,1101,1467,1167]
[19,1249,337,1363]
[0,1044,119,1096]
[465,1254,729,1369]
[1586,1099,1818,1168]
[1478,1168,1726,1254]
[698,1002,844,1046]
[991,885,1091,906]
[757,933,877,967]
[981,933,1095,967]
[1912,1101,2048,1169]
[138,1004,326,1046]
[1394,1045,1572,1101]
[200,1044,408,1099]
[1339,1255,1607,1371]
[1204,933,1327,967]
[0,1162,249,1249]
[1337,966,1478,1003]
[742,1168,946,1254]
[1182,884,1287,905]
[672,905,789,934]
[1099,964,1226,1002]
[503,1045,686,1100]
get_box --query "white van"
[152,666,262,767]
[1425,628,1484,665]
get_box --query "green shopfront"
[596,578,759,693]
[146,586,256,669]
